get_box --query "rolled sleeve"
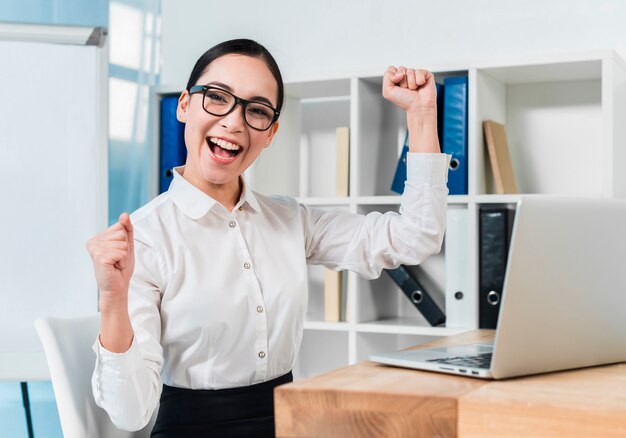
[406,152,451,187]
[92,336,159,431]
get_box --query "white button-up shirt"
[92,152,450,431]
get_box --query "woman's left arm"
[300,66,450,279]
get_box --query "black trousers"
[151,371,293,438]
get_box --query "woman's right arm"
[86,213,163,431]
[87,212,135,352]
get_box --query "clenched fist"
[86,212,135,310]
[383,66,440,154]
[382,66,437,113]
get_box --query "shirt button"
[238,206,243,211]
[244,262,251,269]
[257,306,264,313]
[229,221,236,228]
[258,351,266,359]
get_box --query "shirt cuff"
[92,334,143,377]
[406,153,451,186]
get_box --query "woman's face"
[177,54,279,193]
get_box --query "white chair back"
[34,315,154,438]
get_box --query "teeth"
[209,137,240,151]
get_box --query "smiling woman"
[175,51,282,210]
[86,38,450,438]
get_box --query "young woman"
[87,39,450,437]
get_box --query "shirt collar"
[237,178,261,213]
[169,166,260,219]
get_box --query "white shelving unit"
[152,50,626,380]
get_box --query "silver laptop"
[370,196,626,379]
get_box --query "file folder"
[442,76,468,195]
[483,120,518,194]
[385,265,446,326]
[324,268,342,322]
[445,207,474,328]
[479,207,514,329]
[390,132,409,194]
[159,95,187,193]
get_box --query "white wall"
[160,0,626,85]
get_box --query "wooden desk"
[275,330,626,437]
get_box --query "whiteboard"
[0,24,107,380]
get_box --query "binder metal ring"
[487,290,500,306]
[411,290,423,304]
[449,157,460,171]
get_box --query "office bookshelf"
[152,50,626,380]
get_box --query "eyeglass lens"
[204,88,274,130]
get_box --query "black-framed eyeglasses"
[189,85,280,131]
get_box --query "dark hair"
[185,39,284,114]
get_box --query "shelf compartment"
[250,80,351,198]
[306,260,349,324]
[291,79,351,200]
[475,59,604,197]
[299,98,350,197]
[354,204,446,325]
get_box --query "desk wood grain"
[459,363,626,437]
[275,331,489,437]
[275,330,626,437]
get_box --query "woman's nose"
[219,103,245,131]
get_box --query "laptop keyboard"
[426,352,493,369]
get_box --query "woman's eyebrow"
[206,81,275,107]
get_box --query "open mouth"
[207,137,242,159]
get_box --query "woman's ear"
[264,121,279,148]
[177,90,190,123]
